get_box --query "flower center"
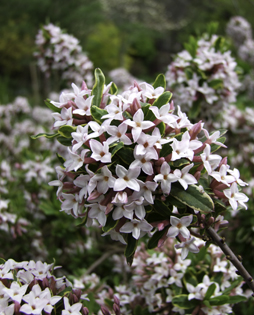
[124,175,129,181]
[176,222,182,229]
[100,152,105,157]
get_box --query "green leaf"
[183,36,198,58]
[170,183,214,213]
[125,234,138,265]
[169,158,190,168]
[188,101,201,119]
[90,105,108,124]
[116,147,134,165]
[31,132,58,140]
[210,137,226,153]
[58,125,77,138]
[222,277,243,295]
[157,121,166,135]
[160,143,172,158]
[39,201,59,216]
[151,91,172,109]
[147,227,167,250]
[209,295,229,306]
[56,154,65,164]
[184,67,193,80]
[110,141,124,158]
[172,294,198,309]
[102,212,118,233]
[153,199,172,217]
[204,283,216,300]
[92,68,105,107]
[110,82,118,95]
[58,286,73,297]
[152,74,166,90]
[142,103,156,121]
[227,295,247,304]
[57,136,72,146]
[44,99,61,113]
[208,79,223,89]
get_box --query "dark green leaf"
[116,147,134,165]
[58,125,77,138]
[147,227,167,250]
[208,79,223,89]
[31,132,58,140]
[157,121,166,135]
[222,277,243,295]
[57,136,72,146]
[227,295,247,304]
[153,74,166,90]
[188,101,201,119]
[153,199,173,217]
[110,82,118,95]
[210,137,226,153]
[170,158,190,168]
[110,141,124,158]
[102,212,118,233]
[172,294,198,309]
[209,295,229,306]
[142,103,156,121]
[170,183,214,213]
[90,105,108,124]
[204,283,216,300]
[92,68,105,107]
[151,91,172,109]
[125,234,138,265]
[160,143,172,158]
[44,99,61,113]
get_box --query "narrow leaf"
[31,132,58,140]
[204,283,216,300]
[147,227,167,250]
[90,105,108,124]
[172,295,198,309]
[153,74,166,90]
[170,183,214,213]
[45,99,61,113]
[151,91,172,109]
[58,125,77,138]
[209,295,229,306]
[102,212,118,233]
[92,68,105,107]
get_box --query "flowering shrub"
[0,258,121,315]
[39,69,249,269]
[101,238,250,314]
[165,34,240,121]
[35,23,93,86]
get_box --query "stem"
[196,211,254,294]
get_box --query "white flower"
[167,215,193,239]
[125,109,155,142]
[210,164,234,186]
[154,162,178,195]
[3,282,28,303]
[119,218,153,239]
[200,144,222,174]
[89,165,115,194]
[90,139,111,163]
[88,203,107,226]
[62,297,82,315]
[167,269,184,287]
[171,163,197,190]
[114,165,141,192]
[171,131,202,161]
[175,237,199,259]
[73,95,94,116]
[223,182,249,211]
[106,123,132,145]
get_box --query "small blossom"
[167,215,193,239]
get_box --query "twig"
[84,248,123,275]
[196,211,254,294]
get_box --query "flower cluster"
[99,238,250,314]
[226,16,252,48]
[45,69,248,260]
[35,23,93,86]
[165,35,241,121]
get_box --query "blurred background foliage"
[1,0,254,102]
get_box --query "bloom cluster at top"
[165,35,241,121]
[46,69,248,259]
[35,23,93,86]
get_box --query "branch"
[195,211,254,294]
